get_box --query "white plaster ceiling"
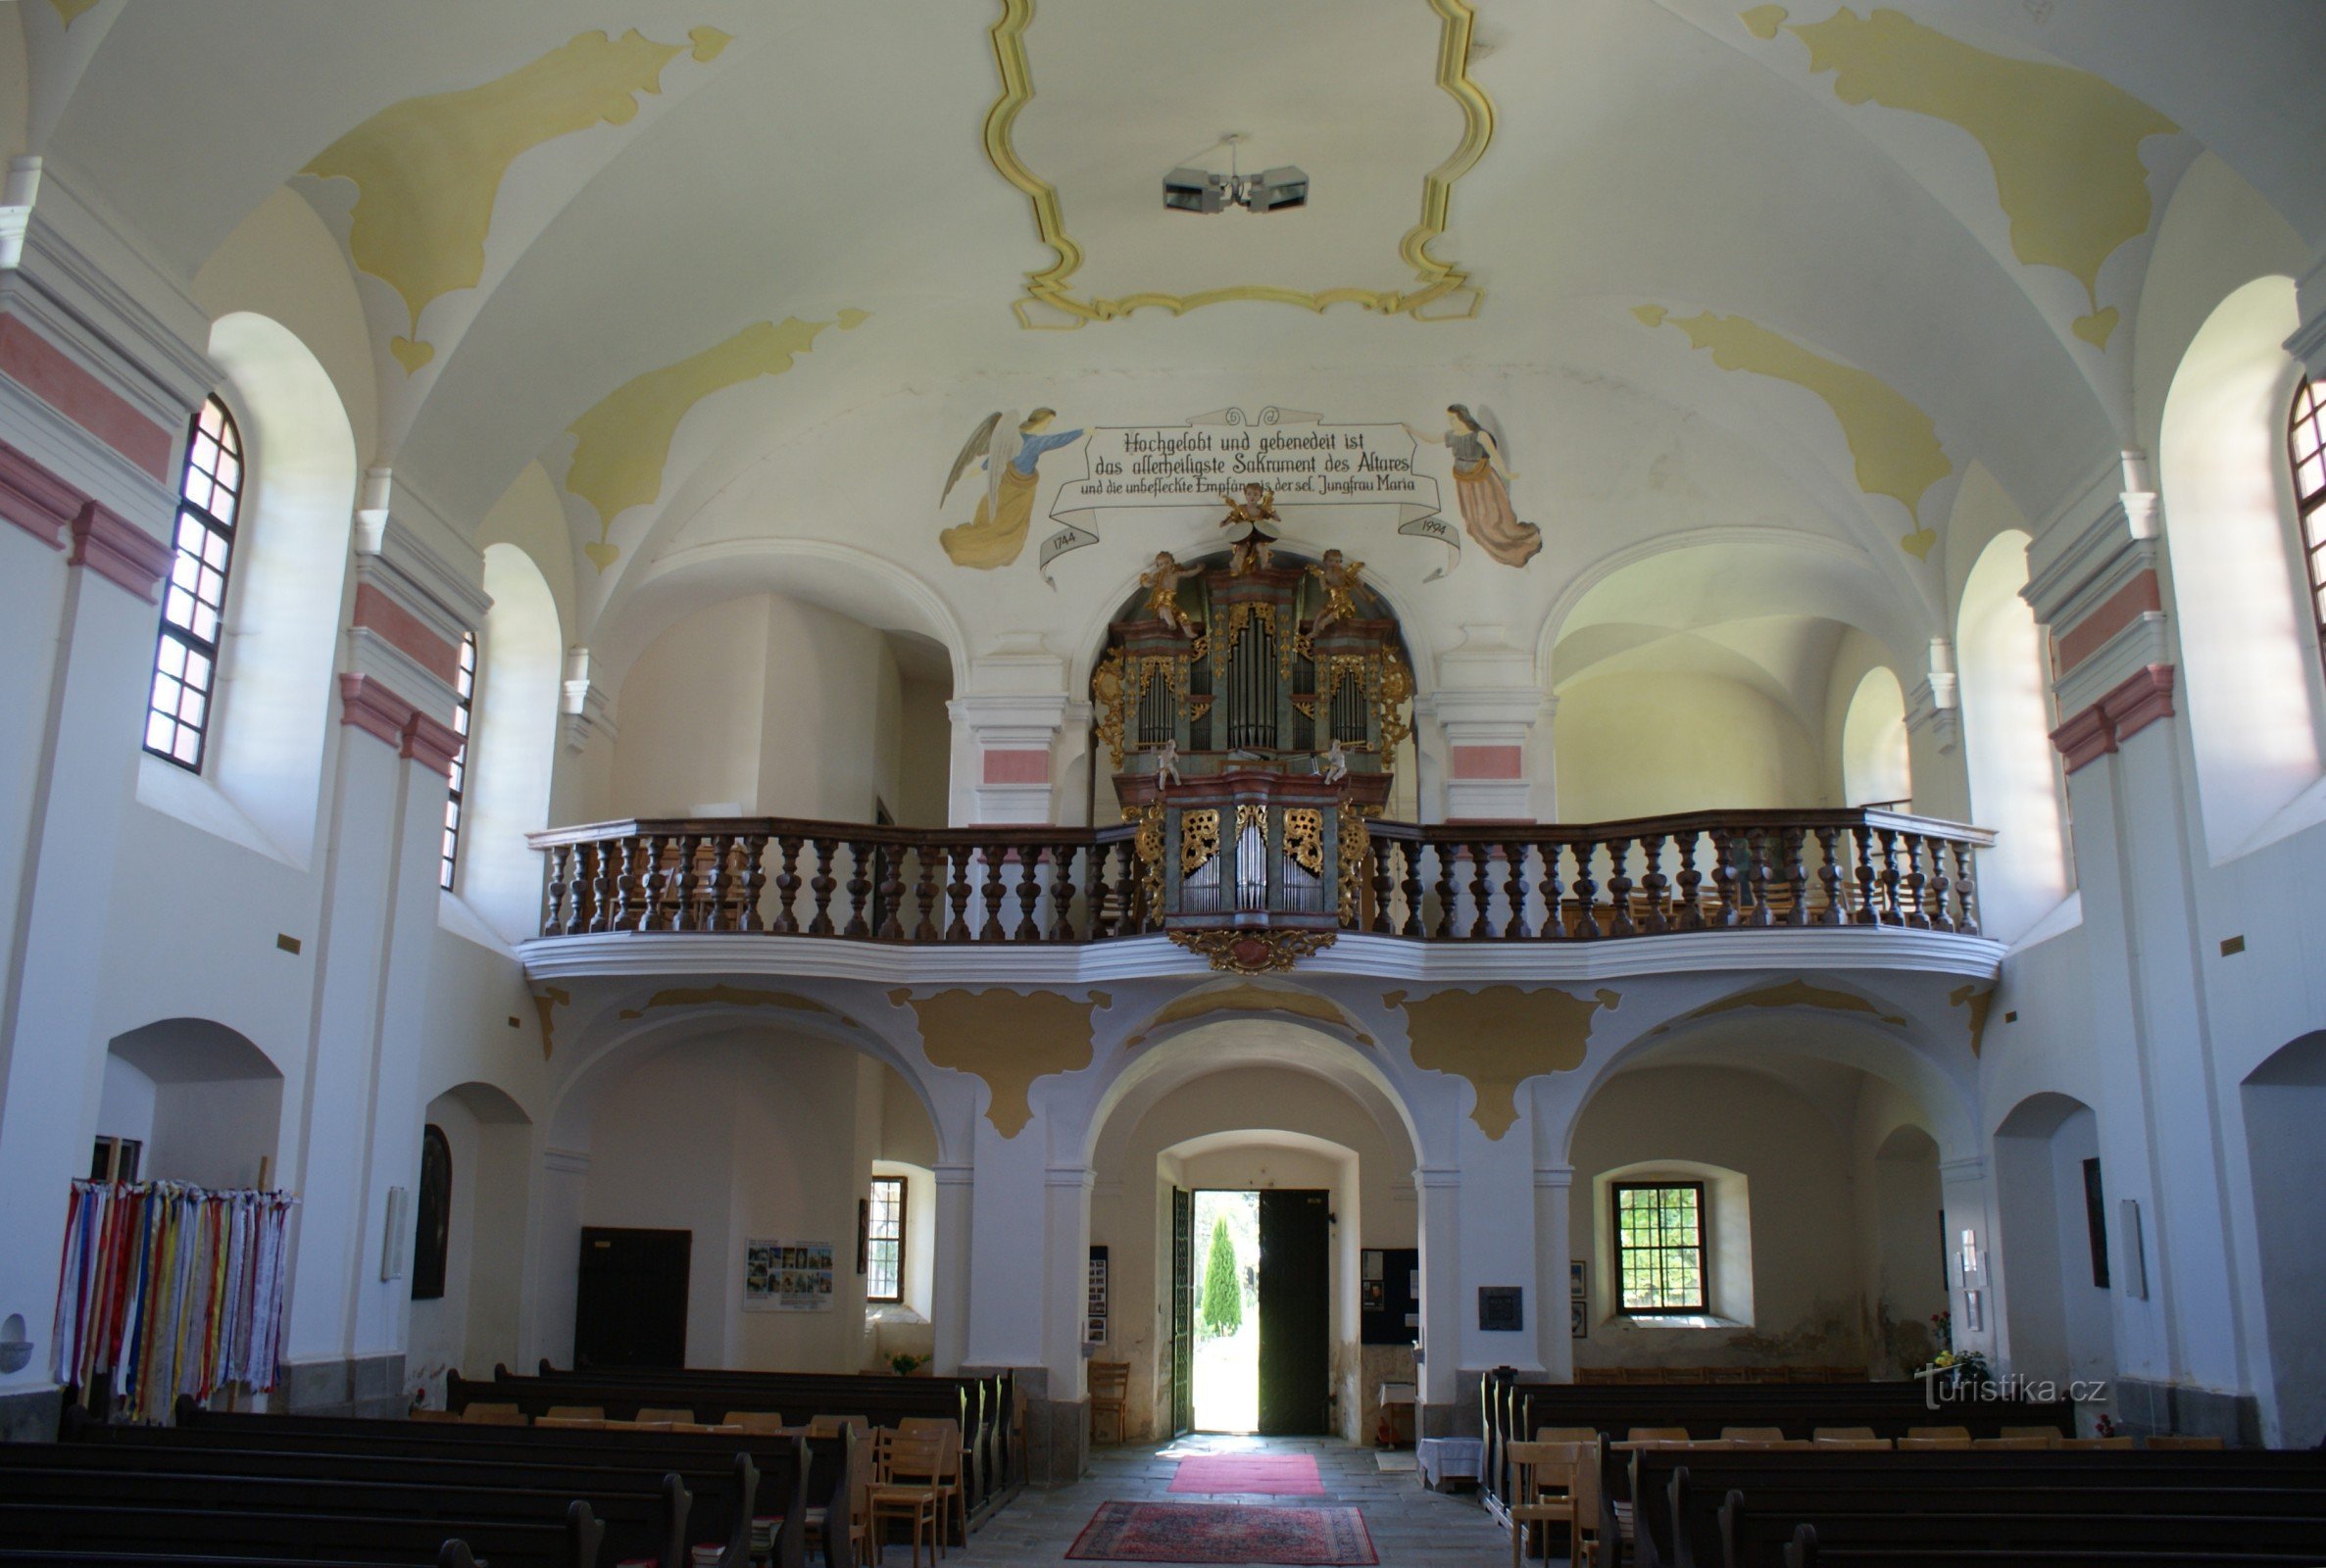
[13,0,2324,677]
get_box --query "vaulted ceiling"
[10,0,2323,676]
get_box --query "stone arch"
[2157,273,2323,856]
[2240,1032,2326,1446]
[176,311,360,868]
[455,544,563,944]
[407,1081,532,1405]
[98,1018,285,1191]
[1991,1092,2114,1394]
[1957,528,2073,942]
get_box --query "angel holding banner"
[939,408,1087,569]
[1406,404,1541,567]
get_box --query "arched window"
[2291,379,2326,670]
[439,632,476,891]
[144,397,243,771]
[413,1123,452,1301]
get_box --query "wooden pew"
[0,1496,589,1568]
[1619,1446,2326,1568]
[76,1403,808,1568]
[0,1552,479,1568]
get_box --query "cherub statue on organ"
[1307,548,1365,637]
[1141,551,1200,638]
[1217,482,1280,574]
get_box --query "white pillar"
[1414,1164,1462,1430]
[930,1161,973,1375]
[1534,1163,1575,1381]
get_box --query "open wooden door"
[1258,1189,1330,1435]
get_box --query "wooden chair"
[2148,1435,2226,1449]
[1815,1439,1892,1450]
[723,1409,787,1433]
[1628,1426,1691,1443]
[1813,1427,1878,1443]
[811,1413,871,1439]
[2059,1436,2136,1448]
[1505,1442,1580,1568]
[1897,1436,1971,1450]
[1906,1425,1971,1442]
[1535,1426,1600,1444]
[803,1424,870,1568]
[869,1426,946,1568]
[1973,1435,2055,1448]
[637,1405,697,1425]
[899,1417,967,1549]
[2000,1424,2061,1442]
[1087,1361,1130,1446]
[1722,1426,1785,1443]
[459,1402,526,1425]
[534,1416,607,1430]
[544,1404,605,1421]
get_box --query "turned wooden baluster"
[1813,825,1845,926]
[738,832,769,933]
[702,833,735,932]
[1639,834,1670,934]
[1708,830,1740,928]
[1874,827,1903,925]
[1778,827,1808,928]
[1503,841,1532,939]
[1572,840,1602,940]
[1607,836,1637,938]
[843,837,873,938]
[767,835,802,934]
[1050,843,1078,940]
[805,837,838,936]
[910,844,942,941]
[578,844,609,933]
[1900,832,1932,929]
[606,838,634,931]
[1923,834,1955,933]
[875,841,907,941]
[543,845,571,935]
[979,849,1008,942]
[1539,840,1568,940]
[665,834,698,932]
[1432,843,1459,939]
[1468,841,1494,939]
[1398,841,1425,937]
[945,845,974,942]
[1369,837,1396,934]
[1851,823,1879,926]
[1743,829,1774,929]
[1674,834,1705,932]
[1099,841,1129,937]
[1951,840,1980,935]
[1013,847,1043,941]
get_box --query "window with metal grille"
[2292,379,2326,669]
[866,1175,906,1302]
[145,397,242,771]
[440,632,476,891]
[1613,1181,1707,1314]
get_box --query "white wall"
[1555,672,1829,820]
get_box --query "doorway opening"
[1192,1191,1259,1432]
[1187,1188,1331,1435]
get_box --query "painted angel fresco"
[1406,404,1541,567]
[939,408,1087,569]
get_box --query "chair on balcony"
[1088,1360,1131,1445]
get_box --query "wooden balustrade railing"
[527,808,1992,944]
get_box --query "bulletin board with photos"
[1360,1247,1420,1346]
[1086,1245,1109,1345]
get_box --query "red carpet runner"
[1066,1501,1377,1565]
[1167,1452,1326,1495]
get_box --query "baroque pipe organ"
[1092,534,1412,971]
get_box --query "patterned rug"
[1066,1501,1378,1565]
[1169,1452,1326,1494]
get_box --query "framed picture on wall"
[1086,1315,1107,1345]
[1570,1258,1588,1339]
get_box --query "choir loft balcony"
[520,807,2001,987]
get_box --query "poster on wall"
[744,1239,835,1312]
[1570,1259,1589,1340]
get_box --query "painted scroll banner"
[1037,408,1458,583]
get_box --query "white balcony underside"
[518,926,2004,987]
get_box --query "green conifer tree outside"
[1200,1219,1243,1338]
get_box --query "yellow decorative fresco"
[1122,983,1376,1053]
[1750,7,2176,349]
[1654,977,1908,1033]
[613,984,863,1031]
[1948,982,1995,1056]
[301,26,732,368]
[897,988,1103,1139]
[530,985,569,1060]
[1386,986,1619,1140]
[1636,303,1949,559]
[564,312,866,568]
[47,0,104,25]
[982,0,1493,328]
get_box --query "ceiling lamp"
[1163,164,1308,214]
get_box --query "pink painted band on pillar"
[2049,664,2177,773]
[0,316,174,480]
[982,749,1051,785]
[1448,744,1523,780]
[352,581,462,686]
[2054,569,2161,674]
[67,501,173,602]
[0,437,82,549]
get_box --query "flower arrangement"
[889,1352,928,1376]
[1916,1309,1991,1385]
